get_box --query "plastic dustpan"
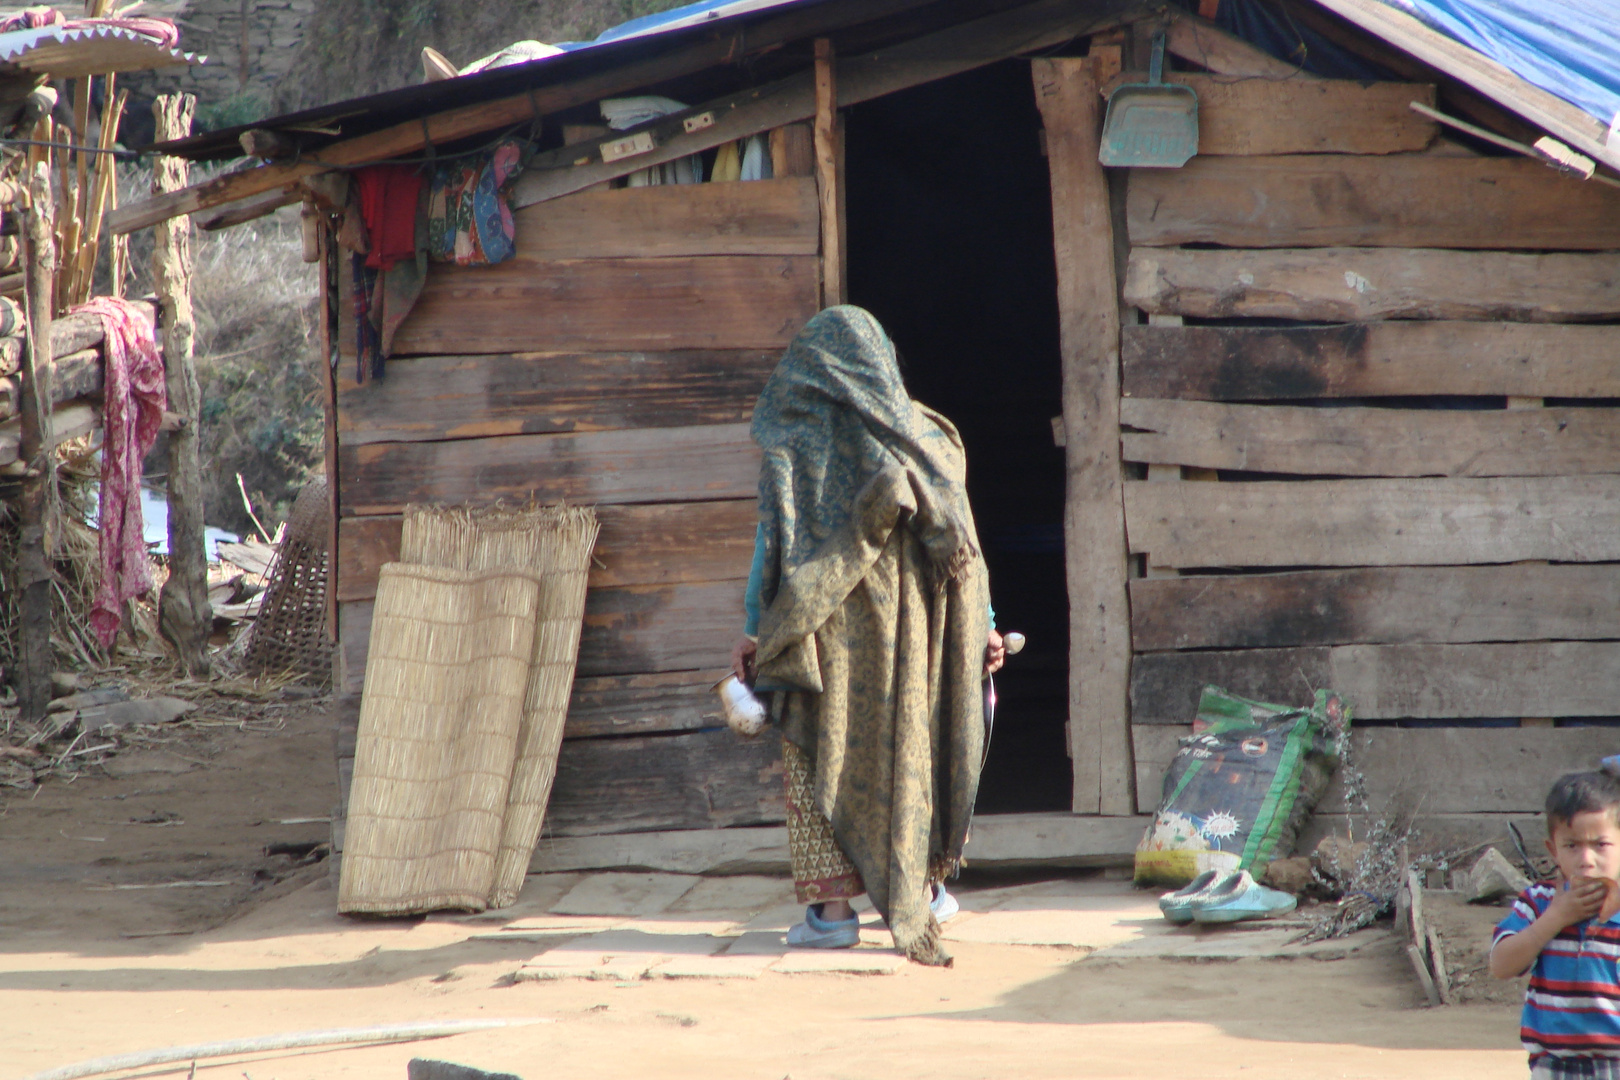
[1099,30,1198,168]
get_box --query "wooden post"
[152,94,212,674]
[15,163,55,721]
[1033,58,1135,816]
[813,38,842,307]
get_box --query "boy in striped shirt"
[1493,771,1620,1078]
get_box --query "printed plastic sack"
[1134,685,1350,888]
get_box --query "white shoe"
[931,883,960,923]
[786,904,860,948]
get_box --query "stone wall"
[126,0,317,119]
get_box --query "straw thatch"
[399,503,599,907]
[337,562,541,915]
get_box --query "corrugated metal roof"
[0,22,201,79]
[145,0,956,160]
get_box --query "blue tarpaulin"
[570,0,1620,137]
[1380,0,1620,131]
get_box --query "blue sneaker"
[931,883,960,924]
[1190,871,1298,924]
[1158,869,1229,925]
[786,904,860,948]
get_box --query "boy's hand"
[1547,878,1609,929]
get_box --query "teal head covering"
[749,305,979,628]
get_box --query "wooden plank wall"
[331,172,820,838]
[1113,74,1620,814]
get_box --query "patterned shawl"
[752,306,989,965]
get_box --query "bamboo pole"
[151,93,211,672]
[15,162,55,721]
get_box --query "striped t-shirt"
[1495,882,1620,1063]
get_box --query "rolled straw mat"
[338,562,541,915]
[400,503,599,908]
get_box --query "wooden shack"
[120,0,1620,871]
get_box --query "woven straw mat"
[399,503,599,908]
[337,562,541,915]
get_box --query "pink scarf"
[80,297,166,649]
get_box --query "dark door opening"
[845,59,1071,813]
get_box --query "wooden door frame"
[1033,56,1136,816]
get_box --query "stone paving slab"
[944,889,1163,949]
[771,949,906,975]
[650,952,778,979]
[424,873,585,925]
[550,873,701,917]
[1095,923,1391,960]
[514,925,732,982]
[666,875,795,914]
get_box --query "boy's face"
[1546,808,1620,883]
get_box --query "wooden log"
[1165,9,1313,79]
[510,177,818,260]
[0,301,154,376]
[335,349,777,446]
[1121,78,1435,156]
[814,38,841,307]
[1124,476,1620,569]
[1119,398,1620,477]
[544,727,785,837]
[0,346,98,422]
[1130,564,1620,652]
[336,499,756,602]
[367,255,819,357]
[152,94,212,676]
[15,162,54,721]
[1123,247,1620,322]
[0,401,97,466]
[338,423,759,517]
[1034,57,1133,816]
[564,672,722,739]
[1120,322,1620,401]
[1130,641,1620,724]
[1134,725,1620,815]
[196,188,300,231]
[1127,155,1620,249]
[238,128,299,160]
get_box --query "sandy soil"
[0,699,1530,1080]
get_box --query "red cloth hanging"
[353,164,423,271]
[79,297,166,650]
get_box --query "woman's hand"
[731,637,758,684]
[985,628,1005,676]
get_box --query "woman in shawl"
[731,306,1005,967]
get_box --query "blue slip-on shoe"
[1158,869,1231,925]
[1190,871,1298,924]
[786,903,861,948]
[931,883,960,924]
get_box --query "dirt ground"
[0,698,1531,1080]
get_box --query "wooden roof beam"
[1164,9,1320,79]
[1302,0,1613,166]
[112,0,1153,234]
[512,0,1152,208]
